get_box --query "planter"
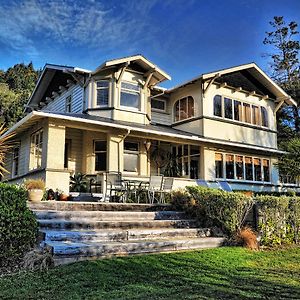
[28,189,44,202]
[59,194,69,201]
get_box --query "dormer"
[85,55,171,125]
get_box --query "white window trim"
[213,94,269,129]
[215,151,271,183]
[123,140,140,174]
[30,129,43,171]
[95,80,110,108]
[173,96,195,123]
[120,81,141,111]
[151,98,167,112]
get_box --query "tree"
[263,16,300,139]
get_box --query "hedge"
[0,183,38,268]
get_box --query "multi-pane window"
[94,141,107,172]
[124,141,139,172]
[215,153,223,178]
[12,146,20,176]
[96,81,109,106]
[30,130,43,170]
[120,82,140,109]
[151,98,166,111]
[215,152,270,182]
[65,95,72,112]
[213,94,269,128]
[174,96,194,122]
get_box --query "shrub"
[70,173,87,192]
[187,186,254,236]
[236,227,259,250]
[0,183,38,269]
[24,178,45,190]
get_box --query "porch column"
[140,141,148,176]
[107,133,124,172]
[200,146,215,180]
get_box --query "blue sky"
[0,0,299,88]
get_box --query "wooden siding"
[42,85,83,113]
[65,128,83,173]
[151,111,172,125]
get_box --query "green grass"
[1,247,300,300]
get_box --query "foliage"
[0,247,300,299]
[186,186,254,236]
[236,227,259,250]
[162,152,181,177]
[263,16,300,139]
[0,183,38,269]
[24,179,45,190]
[70,173,87,192]
[0,63,39,128]
[255,195,300,246]
[0,124,15,176]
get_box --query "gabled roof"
[167,63,296,106]
[93,54,171,83]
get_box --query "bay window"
[174,96,194,122]
[234,100,242,121]
[224,98,233,119]
[120,82,140,109]
[213,95,222,117]
[96,80,109,106]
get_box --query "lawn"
[0,247,299,300]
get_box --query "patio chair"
[104,171,127,202]
[196,179,209,187]
[88,174,102,195]
[147,175,164,204]
[218,181,233,192]
[159,177,174,203]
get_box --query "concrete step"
[41,228,212,243]
[48,237,226,265]
[28,201,171,212]
[33,210,187,221]
[38,219,198,230]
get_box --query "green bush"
[0,183,38,268]
[255,195,300,246]
[186,186,254,236]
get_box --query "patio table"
[123,179,149,202]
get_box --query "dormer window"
[174,96,194,122]
[151,98,166,112]
[120,82,140,110]
[96,81,109,106]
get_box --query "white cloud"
[0,0,159,57]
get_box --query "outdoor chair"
[218,181,233,192]
[147,175,164,204]
[88,174,102,195]
[159,177,174,203]
[196,179,209,187]
[104,171,127,202]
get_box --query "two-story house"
[1,55,295,193]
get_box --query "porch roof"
[2,111,285,155]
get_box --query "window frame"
[120,81,140,111]
[30,129,43,171]
[151,98,167,112]
[174,96,195,122]
[12,145,20,177]
[65,94,72,113]
[96,80,110,107]
[123,140,140,173]
[94,140,107,172]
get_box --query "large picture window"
[213,94,268,128]
[96,81,109,106]
[30,130,43,170]
[94,141,107,171]
[124,141,139,172]
[174,96,194,122]
[120,82,140,109]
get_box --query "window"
[213,95,222,117]
[215,153,223,178]
[120,82,140,109]
[225,154,234,179]
[174,96,194,122]
[234,100,242,121]
[235,155,244,180]
[124,141,139,172]
[245,156,253,180]
[252,105,260,125]
[244,103,251,123]
[254,158,262,181]
[151,98,166,111]
[261,107,268,127]
[96,81,109,106]
[224,98,233,119]
[30,130,43,170]
[94,141,107,172]
[65,95,72,112]
[64,140,71,169]
[12,146,20,176]
[263,159,270,182]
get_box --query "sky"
[0,0,299,88]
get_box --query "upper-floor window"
[174,96,194,122]
[96,81,109,106]
[12,146,20,176]
[65,95,72,112]
[213,94,269,128]
[120,82,140,109]
[30,129,43,170]
[151,98,166,112]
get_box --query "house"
[1,55,296,194]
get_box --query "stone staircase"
[29,201,225,265]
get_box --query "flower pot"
[59,194,69,201]
[28,189,44,202]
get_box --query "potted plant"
[24,179,45,202]
[56,189,69,201]
[70,173,87,193]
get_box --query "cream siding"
[151,111,172,125]
[65,128,83,173]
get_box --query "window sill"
[216,178,272,185]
